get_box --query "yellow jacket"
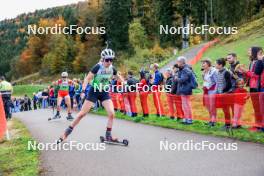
[0,81,13,93]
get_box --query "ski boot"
[66,113,74,121]
[57,126,73,144]
[48,113,61,121]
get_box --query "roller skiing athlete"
[57,48,128,145]
[48,72,74,121]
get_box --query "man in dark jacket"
[172,64,184,120]
[215,58,232,129]
[226,53,244,91]
[175,56,193,124]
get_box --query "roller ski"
[100,131,129,146]
[57,126,73,144]
[48,114,61,121]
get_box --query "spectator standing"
[23,94,30,111]
[175,56,194,125]
[215,58,232,129]
[238,47,263,131]
[171,64,184,120]
[42,89,49,109]
[37,90,43,108]
[32,93,38,110]
[75,79,82,110]
[138,70,150,117]
[49,85,55,107]
[164,68,176,119]
[201,59,217,126]
[150,63,164,117]
[126,71,139,117]
[232,79,248,128]
[69,83,75,109]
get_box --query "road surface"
[160,42,206,73]
[15,109,264,176]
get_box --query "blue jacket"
[177,65,193,95]
[69,85,75,98]
[75,83,82,95]
[153,70,162,85]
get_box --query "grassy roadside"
[94,108,264,144]
[13,85,46,98]
[0,119,40,176]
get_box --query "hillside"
[193,14,264,85]
[0,2,86,77]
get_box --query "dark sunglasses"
[104,58,113,62]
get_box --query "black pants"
[2,95,12,119]
[33,101,37,110]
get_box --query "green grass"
[0,119,40,176]
[13,85,46,98]
[94,108,264,144]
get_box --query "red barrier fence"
[0,96,7,140]
[110,91,264,128]
[188,38,220,65]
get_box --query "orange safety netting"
[110,91,264,128]
[188,38,220,65]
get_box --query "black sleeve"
[113,67,117,76]
[223,71,232,93]
[254,60,264,75]
[90,64,100,74]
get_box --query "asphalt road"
[160,42,206,73]
[15,109,264,176]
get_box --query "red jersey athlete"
[49,72,74,121]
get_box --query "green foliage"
[122,45,172,73]
[156,0,181,47]
[129,19,148,49]
[103,0,132,51]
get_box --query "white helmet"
[101,48,115,59]
[61,72,68,77]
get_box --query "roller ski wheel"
[57,137,64,144]
[122,139,129,146]
[99,136,129,146]
[48,114,61,121]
